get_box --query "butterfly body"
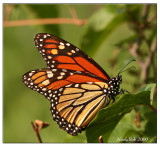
[22,33,123,136]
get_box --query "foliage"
[86,84,156,143]
[3,4,157,143]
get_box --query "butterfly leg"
[108,94,115,104]
[119,88,130,94]
[111,97,115,104]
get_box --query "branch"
[129,36,157,82]
[148,15,156,23]
[68,5,81,25]
[136,111,141,128]
[99,136,103,143]
[142,4,150,20]
[127,4,156,84]
[4,4,14,21]
[149,105,157,114]
[3,18,88,27]
[31,121,42,143]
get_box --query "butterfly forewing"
[34,33,110,81]
[23,68,72,100]
[22,68,106,100]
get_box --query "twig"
[128,42,139,57]
[149,105,157,114]
[34,120,50,132]
[140,37,156,82]
[68,5,81,26]
[129,36,156,82]
[31,121,42,143]
[142,4,150,20]
[128,4,156,84]
[3,18,88,27]
[148,15,156,23]
[99,135,103,143]
[136,111,141,128]
[4,4,14,21]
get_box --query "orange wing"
[50,82,110,136]
[34,33,110,81]
[22,68,110,135]
[22,68,103,100]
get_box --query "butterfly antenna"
[118,66,136,75]
[118,59,136,75]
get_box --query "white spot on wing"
[47,73,54,78]
[57,76,63,79]
[52,69,57,72]
[62,69,67,72]
[71,50,75,53]
[74,84,79,87]
[87,82,93,84]
[48,56,52,59]
[42,79,50,85]
[60,72,65,76]
[29,73,33,76]
[59,88,63,91]
[60,42,64,45]
[66,43,70,46]
[42,88,46,91]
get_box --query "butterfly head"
[107,75,122,98]
[107,59,136,101]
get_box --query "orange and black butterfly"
[22,33,134,136]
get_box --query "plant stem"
[149,105,157,114]
[31,121,42,143]
[3,18,88,27]
[99,136,103,143]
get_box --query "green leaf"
[25,4,60,34]
[104,4,126,14]
[139,83,156,105]
[140,106,157,141]
[147,136,157,143]
[86,91,151,143]
[115,34,140,47]
[107,109,148,143]
[81,7,129,57]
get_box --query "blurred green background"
[3,4,157,143]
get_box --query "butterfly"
[22,33,133,136]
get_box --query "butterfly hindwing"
[34,33,110,81]
[50,82,110,136]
